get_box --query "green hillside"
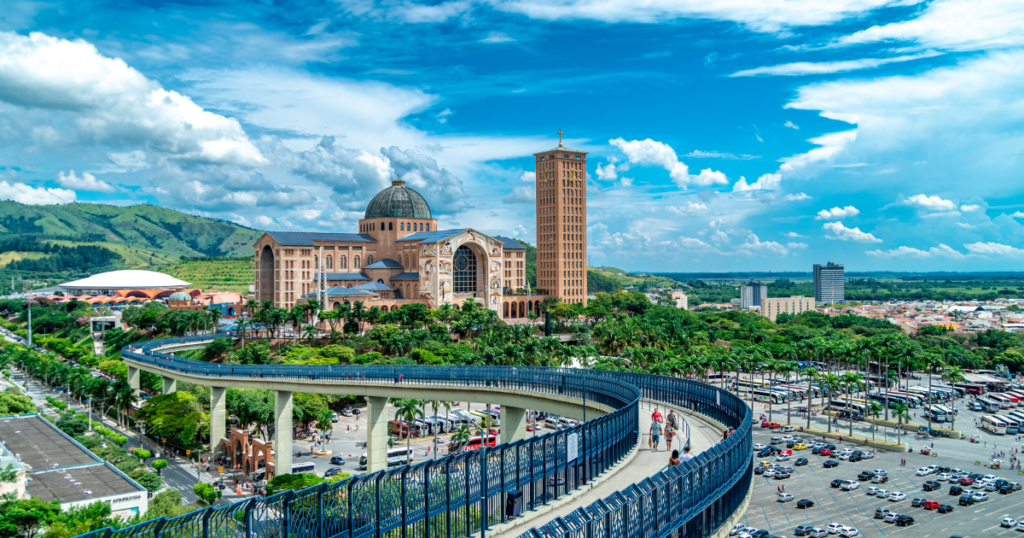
[0,202,260,258]
[155,258,254,293]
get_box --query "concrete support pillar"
[126,365,140,397]
[162,376,177,395]
[274,390,294,477]
[366,396,390,473]
[500,406,528,444]
[210,386,226,456]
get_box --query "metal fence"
[78,333,751,538]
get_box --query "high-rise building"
[761,296,815,322]
[534,130,588,305]
[740,281,768,309]
[813,262,845,304]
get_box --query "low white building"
[761,296,815,322]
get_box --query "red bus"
[954,383,985,395]
[449,435,497,454]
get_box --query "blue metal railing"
[77,332,751,538]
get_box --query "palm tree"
[111,379,138,428]
[775,361,799,425]
[841,372,864,437]
[868,401,883,441]
[303,324,318,344]
[394,399,424,462]
[822,373,842,433]
[805,368,819,430]
[941,365,967,430]
[922,352,945,433]
[235,318,249,348]
[893,403,911,446]
[451,424,471,451]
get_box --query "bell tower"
[534,131,587,306]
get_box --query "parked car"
[949,485,963,496]
[823,460,839,468]
[889,493,906,502]
[972,492,989,502]
[874,508,890,519]
[922,500,940,510]
[795,457,809,466]
[894,515,914,527]
[842,481,860,491]
[858,471,874,481]
[883,512,899,523]
[778,493,795,503]
[830,479,845,488]
[826,523,845,534]
[923,481,941,491]
[959,494,975,506]
[797,499,814,508]
[1003,518,1019,528]
[794,525,815,536]
[838,527,860,537]
[911,497,927,507]
[937,504,954,514]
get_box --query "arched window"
[400,223,404,231]
[326,255,333,269]
[453,245,477,293]
[426,223,430,231]
[340,255,347,269]
[354,255,361,269]
[404,254,409,267]
[367,255,374,265]
[381,222,385,230]
[390,222,394,231]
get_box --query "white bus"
[934,405,956,417]
[359,447,413,470]
[982,415,1008,435]
[736,379,772,390]
[778,385,809,399]
[925,405,948,422]
[830,398,867,416]
[989,394,1015,409]
[997,415,1020,434]
[888,391,925,407]
[978,397,1003,413]
[251,462,316,481]
[753,388,786,404]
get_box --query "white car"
[972,480,988,489]
[776,455,790,462]
[1016,521,1024,532]
[729,525,756,536]
[984,474,999,482]
[839,528,860,537]
[916,467,931,476]
[926,465,939,474]
[866,486,880,496]
[778,493,795,502]
[1003,518,1019,528]
[937,473,952,482]
[951,468,964,475]
[782,426,797,432]
[753,443,766,451]
[987,482,999,492]
[876,489,891,499]
[842,481,860,491]
[889,493,906,502]
[782,435,795,442]
[871,475,887,484]
[884,512,899,523]
[973,492,989,502]
[874,469,888,476]
[763,469,776,478]
[827,523,845,534]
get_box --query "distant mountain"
[0,202,261,259]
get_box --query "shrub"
[152,459,168,475]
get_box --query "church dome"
[364,180,432,220]
[168,291,192,302]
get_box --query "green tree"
[394,399,424,462]
[892,403,911,446]
[265,473,323,495]
[193,483,220,506]
[152,459,168,476]
[0,498,62,538]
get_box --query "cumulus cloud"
[0,181,76,204]
[957,222,977,229]
[965,242,1024,256]
[784,231,807,238]
[679,236,710,248]
[595,162,628,181]
[783,193,811,201]
[815,205,860,220]
[609,138,727,189]
[503,185,535,204]
[685,150,759,160]
[520,171,536,182]
[732,173,781,192]
[292,136,391,210]
[784,121,799,129]
[667,201,710,215]
[255,215,276,228]
[960,204,982,212]
[822,221,882,242]
[381,145,470,214]
[480,31,515,43]
[730,52,939,77]
[788,242,808,249]
[866,244,965,258]
[899,193,957,211]
[57,170,115,193]
[779,130,858,174]
[0,32,265,166]
[741,233,789,255]
[1011,211,1024,218]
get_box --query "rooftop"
[398,229,470,244]
[494,236,525,250]
[59,270,190,291]
[28,464,140,504]
[264,231,376,246]
[363,258,403,269]
[0,415,99,471]
[534,147,587,155]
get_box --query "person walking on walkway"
[650,422,662,451]
[669,450,681,467]
[666,424,676,451]
[680,445,694,464]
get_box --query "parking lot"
[741,424,1024,538]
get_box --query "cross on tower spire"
[558,129,563,147]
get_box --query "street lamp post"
[23,299,36,348]
[477,417,488,538]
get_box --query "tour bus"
[989,394,1015,409]
[979,397,1004,413]
[770,387,801,401]
[982,415,1008,435]
[359,448,413,470]
[448,435,498,454]
[934,404,957,417]
[907,387,944,403]
[706,373,734,384]
[449,408,481,426]
[777,385,809,400]
[898,391,929,407]
[252,462,316,481]
[1000,393,1022,406]
[388,420,422,438]
[469,409,500,427]
[868,392,901,408]
[830,398,867,416]
[735,379,773,391]
[1007,410,1024,427]
[954,383,986,395]
[753,388,786,404]
[997,415,1020,434]
[1006,390,1024,402]
[884,391,919,408]
[925,405,949,422]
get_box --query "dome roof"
[59,270,190,290]
[168,292,192,301]
[365,180,432,220]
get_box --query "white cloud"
[609,138,727,189]
[835,0,1024,52]
[293,136,391,210]
[436,108,453,123]
[298,209,323,220]
[779,130,857,174]
[960,204,982,212]
[900,193,957,211]
[732,173,781,192]
[865,244,964,258]
[784,121,799,130]
[787,242,808,249]
[822,221,882,242]
[520,171,536,182]
[620,177,633,187]
[493,0,908,34]
[503,185,535,204]
[667,201,710,215]
[815,205,860,220]
[480,31,515,43]
[755,133,764,142]
[784,231,807,238]
[255,215,276,228]
[595,162,627,181]
[956,222,976,229]
[730,52,939,77]
[394,1,472,23]
[783,192,811,201]
[740,233,789,255]
[685,150,759,160]
[964,242,1024,256]
[56,170,115,193]
[679,237,710,248]
[711,229,730,244]
[1011,211,1024,218]
[0,181,76,204]
[0,32,265,166]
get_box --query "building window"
[367,255,374,265]
[426,223,430,231]
[453,245,477,293]
[354,256,361,269]
[381,222,385,230]
[326,256,333,269]
[340,256,347,269]
[390,222,394,231]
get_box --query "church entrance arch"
[259,245,275,303]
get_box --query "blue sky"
[1,0,1023,272]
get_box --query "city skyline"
[0,1,1023,271]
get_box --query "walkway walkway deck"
[490,399,725,537]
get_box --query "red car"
[760,422,782,429]
[959,477,974,486]
[819,448,832,456]
[922,500,940,510]
[779,449,793,456]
